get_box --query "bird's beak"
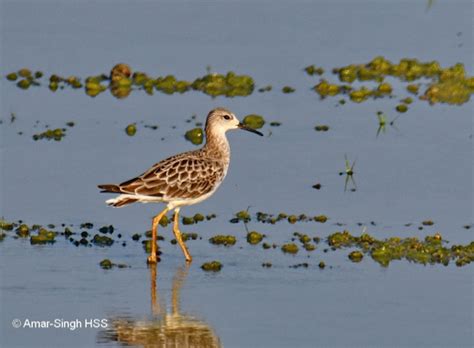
[238,123,264,136]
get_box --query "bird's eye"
[223,115,231,120]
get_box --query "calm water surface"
[1,1,472,347]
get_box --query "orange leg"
[147,207,169,264]
[172,209,192,262]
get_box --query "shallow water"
[1,1,473,347]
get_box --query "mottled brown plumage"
[98,107,263,263]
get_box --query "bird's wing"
[117,152,226,199]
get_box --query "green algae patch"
[185,128,203,145]
[247,231,264,245]
[350,87,372,103]
[313,57,474,105]
[92,234,114,247]
[282,86,295,93]
[209,235,236,246]
[314,125,329,132]
[192,72,254,97]
[0,219,14,231]
[281,243,299,254]
[159,215,170,227]
[192,213,205,223]
[304,65,324,76]
[125,124,137,136]
[30,228,56,245]
[377,82,393,94]
[421,79,473,105]
[201,261,222,272]
[182,232,198,241]
[99,258,128,270]
[258,85,272,93]
[327,230,474,267]
[182,216,196,225]
[314,215,328,223]
[407,84,420,94]
[314,79,341,97]
[348,251,364,262]
[230,210,251,223]
[16,224,30,237]
[318,261,326,269]
[242,114,265,129]
[6,72,18,81]
[100,259,113,269]
[33,128,66,141]
[396,104,408,113]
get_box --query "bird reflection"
[98,264,221,348]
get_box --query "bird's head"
[205,107,263,136]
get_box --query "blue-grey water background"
[0,1,472,347]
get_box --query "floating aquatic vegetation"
[327,230,473,267]
[312,183,322,190]
[318,261,326,269]
[289,263,309,269]
[99,225,114,234]
[304,65,324,76]
[155,75,190,94]
[110,63,131,82]
[310,57,473,106]
[348,251,364,262]
[30,228,56,245]
[181,233,198,241]
[314,125,329,132]
[9,65,253,98]
[281,243,299,254]
[242,114,265,129]
[32,128,66,141]
[125,124,137,136]
[99,259,129,270]
[282,86,295,93]
[229,210,251,224]
[247,231,264,245]
[262,262,272,268]
[395,104,408,113]
[258,85,272,92]
[209,235,236,246]
[406,84,420,94]
[191,72,254,97]
[6,72,18,81]
[313,79,343,97]
[16,224,30,237]
[201,261,222,272]
[184,128,203,145]
[100,259,113,269]
[92,234,114,247]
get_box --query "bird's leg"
[147,207,169,264]
[173,209,192,262]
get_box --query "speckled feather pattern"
[98,108,237,208]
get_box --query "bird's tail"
[98,184,122,193]
[105,195,139,208]
[98,184,138,208]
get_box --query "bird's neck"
[203,127,230,163]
